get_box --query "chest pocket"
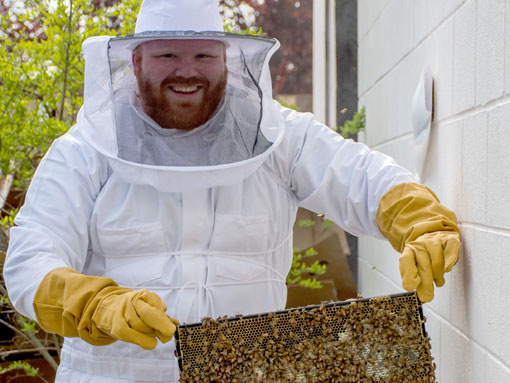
[209,214,271,282]
[96,223,169,287]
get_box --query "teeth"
[172,85,199,93]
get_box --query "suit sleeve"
[274,102,417,238]
[3,127,109,319]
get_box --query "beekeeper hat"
[136,0,224,33]
[111,0,277,60]
[125,0,225,50]
[80,0,284,192]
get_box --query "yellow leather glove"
[376,183,461,302]
[33,267,179,350]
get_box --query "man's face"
[133,39,228,130]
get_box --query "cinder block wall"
[357,0,510,381]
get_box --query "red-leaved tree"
[220,0,313,95]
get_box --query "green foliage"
[321,219,334,230]
[289,217,336,289]
[297,217,334,231]
[336,106,366,139]
[0,360,40,377]
[223,21,265,36]
[0,209,17,230]
[277,99,300,111]
[0,0,140,198]
[18,315,39,334]
[286,247,326,289]
[297,219,315,228]
[0,1,139,378]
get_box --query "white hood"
[78,0,283,192]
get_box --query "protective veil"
[4,0,418,382]
[81,0,283,192]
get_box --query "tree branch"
[58,0,73,121]
[24,329,59,371]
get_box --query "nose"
[172,58,200,78]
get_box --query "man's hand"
[91,288,179,349]
[376,183,461,302]
[34,267,179,349]
[400,231,460,302]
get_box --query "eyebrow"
[150,47,222,55]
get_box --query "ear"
[132,51,140,76]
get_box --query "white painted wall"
[357,0,510,381]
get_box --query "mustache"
[161,76,209,87]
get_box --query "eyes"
[157,52,217,60]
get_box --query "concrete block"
[357,0,390,43]
[440,322,469,383]
[359,0,414,95]
[381,0,414,73]
[357,39,369,97]
[453,0,476,114]
[395,45,427,137]
[358,235,401,287]
[382,69,400,140]
[476,0,505,105]
[357,27,381,96]
[443,0,470,16]
[467,344,510,383]
[357,255,402,299]
[491,233,510,365]
[431,19,454,121]
[374,134,415,174]
[449,225,474,333]
[461,112,488,224]
[362,75,399,147]
[465,229,504,356]
[374,71,399,145]
[487,103,510,229]
[361,84,382,147]
[424,266,452,321]
[358,90,380,148]
[413,0,445,46]
[421,120,463,212]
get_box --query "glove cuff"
[376,182,460,252]
[33,267,119,345]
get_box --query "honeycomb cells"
[176,292,436,383]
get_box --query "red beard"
[136,70,228,131]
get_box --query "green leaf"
[336,106,366,139]
[321,219,334,230]
[18,315,39,334]
[299,278,322,289]
[297,219,315,228]
[0,361,40,377]
[304,248,318,257]
[286,246,327,289]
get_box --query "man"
[3,0,460,382]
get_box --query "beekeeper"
[3,0,461,382]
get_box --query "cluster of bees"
[176,293,436,383]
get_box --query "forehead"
[139,39,225,53]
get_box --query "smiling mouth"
[170,85,201,94]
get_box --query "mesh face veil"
[78,1,283,192]
[109,33,277,167]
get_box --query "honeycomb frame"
[175,291,436,383]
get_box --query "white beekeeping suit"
[4,0,460,382]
